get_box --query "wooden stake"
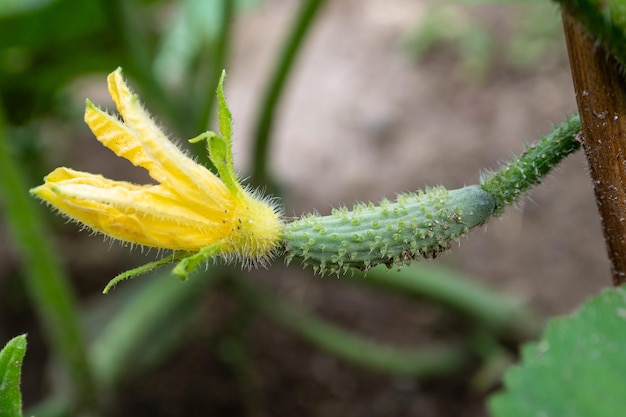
[563,13,626,286]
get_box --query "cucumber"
[284,185,495,275]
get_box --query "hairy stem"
[480,114,581,215]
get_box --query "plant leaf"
[0,334,27,417]
[208,71,241,194]
[489,286,626,417]
[216,70,233,142]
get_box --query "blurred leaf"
[232,276,468,377]
[404,2,562,83]
[403,6,494,82]
[153,0,264,89]
[507,2,563,69]
[0,108,97,411]
[0,0,105,50]
[403,6,458,60]
[448,0,543,3]
[490,285,626,417]
[90,269,213,386]
[360,264,539,340]
[0,0,56,18]
[0,334,27,417]
[0,0,118,123]
[153,0,224,88]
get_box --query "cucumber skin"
[283,185,495,275]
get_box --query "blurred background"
[0,0,611,416]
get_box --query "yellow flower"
[31,68,283,283]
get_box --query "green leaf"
[207,133,240,193]
[0,335,27,417]
[489,285,626,417]
[216,70,233,142]
[153,0,225,87]
[195,71,241,194]
[556,0,626,69]
[172,244,222,280]
[189,130,240,194]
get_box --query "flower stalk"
[480,114,581,215]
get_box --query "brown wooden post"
[562,13,626,286]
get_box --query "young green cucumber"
[283,185,495,275]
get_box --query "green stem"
[555,0,626,68]
[251,0,328,185]
[480,114,581,214]
[187,0,234,168]
[360,265,540,340]
[0,113,98,412]
[192,0,234,139]
[230,276,468,376]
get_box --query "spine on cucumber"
[283,185,495,275]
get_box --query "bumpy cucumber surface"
[283,185,495,275]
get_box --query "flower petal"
[31,167,233,251]
[104,68,228,206]
[84,101,230,214]
[84,100,166,182]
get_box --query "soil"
[1,1,613,416]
